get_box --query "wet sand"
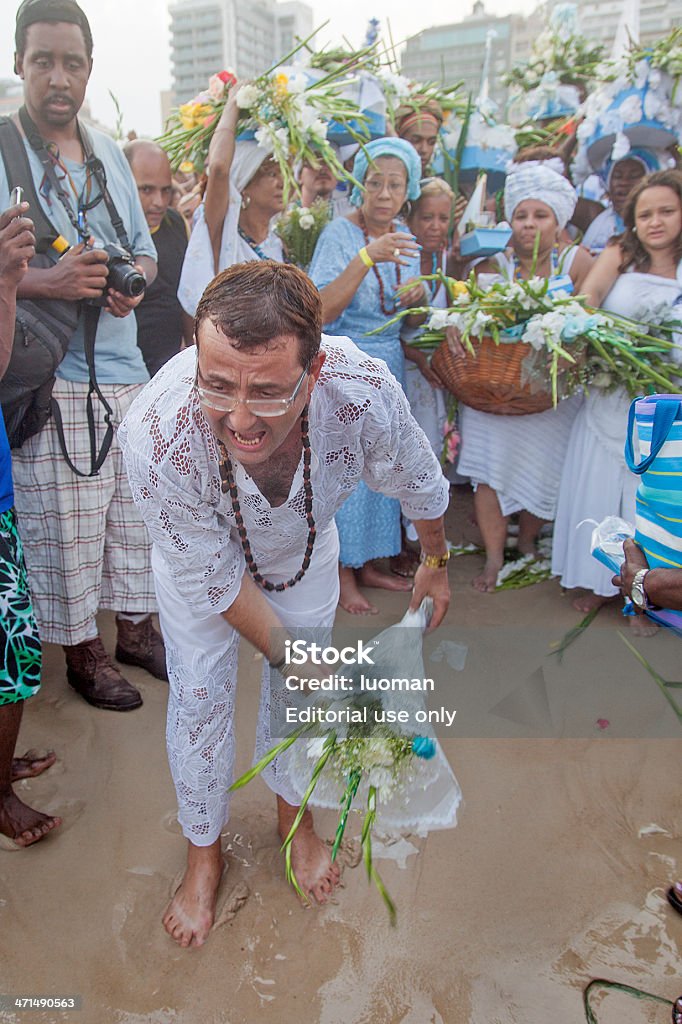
[1,491,680,1024]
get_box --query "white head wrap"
[504,163,577,229]
[178,141,268,316]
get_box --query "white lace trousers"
[152,529,340,846]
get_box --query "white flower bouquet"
[157,32,372,196]
[375,269,681,413]
[275,197,332,270]
[229,600,460,922]
[503,3,603,95]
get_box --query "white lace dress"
[456,249,582,519]
[551,263,682,595]
[119,337,449,845]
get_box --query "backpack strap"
[0,117,60,253]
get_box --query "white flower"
[208,74,229,101]
[428,309,451,330]
[254,125,274,154]
[306,737,327,760]
[236,84,259,109]
[308,118,328,140]
[470,311,493,337]
[367,766,395,798]
[286,72,307,94]
[363,738,395,768]
[274,126,290,148]
[298,213,315,230]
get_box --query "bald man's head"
[124,140,173,229]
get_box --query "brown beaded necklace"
[358,211,402,316]
[217,406,316,592]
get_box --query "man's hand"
[105,265,146,318]
[409,563,450,630]
[611,538,649,608]
[0,202,35,288]
[48,242,109,301]
[445,325,467,358]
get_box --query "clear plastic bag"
[284,599,462,833]
[589,515,635,575]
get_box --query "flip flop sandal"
[667,885,682,916]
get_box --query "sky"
[0,0,536,137]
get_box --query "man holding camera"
[0,0,165,711]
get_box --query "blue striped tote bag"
[625,394,682,570]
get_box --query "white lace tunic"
[118,336,449,844]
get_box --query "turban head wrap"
[601,149,662,190]
[395,98,444,139]
[504,163,577,229]
[350,137,422,207]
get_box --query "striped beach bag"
[625,394,682,571]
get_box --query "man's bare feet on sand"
[10,749,56,782]
[628,614,659,637]
[277,796,340,904]
[0,790,61,848]
[472,558,503,593]
[571,592,614,615]
[338,566,378,615]
[163,839,224,948]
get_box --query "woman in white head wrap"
[456,161,594,592]
[177,86,284,316]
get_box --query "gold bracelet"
[420,550,451,569]
[358,246,374,269]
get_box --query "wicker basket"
[431,335,554,415]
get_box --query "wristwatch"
[420,550,451,569]
[630,568,651,609]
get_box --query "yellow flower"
[179,160,195,174]
[274,73,289,100]
[451,280,468,296]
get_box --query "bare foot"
[0,790,62,847]
[162,839,224,948]
[358,562,413,593]
[517,542,539,559]
[389,549,419,579]
[338,566,378,615]
[472,559,503,593]
[278,798,340,905]
[628,615,659,638]
[571,592,613,615]
[10,749,56,782]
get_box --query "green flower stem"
[360,787,397,926]
[281,732,338,901]
[619,632,682,724]
[229,724,311,791]
[331,769,362,861]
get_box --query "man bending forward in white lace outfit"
[119,261,450,947]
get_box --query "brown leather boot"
[64,636,143,711]
[115,615,168,681]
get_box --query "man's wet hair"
[15,0,94,61]
[194,261,323,371]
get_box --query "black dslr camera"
[88,243,146,306]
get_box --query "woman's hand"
[445,325,467,358]
[365,231,420,267]
[409,347,446,388]
[398,276,427,308]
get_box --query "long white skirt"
[457,396,582,520]
[551,388,638,595]
[153,522,340,846]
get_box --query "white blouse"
[119,336,449,619]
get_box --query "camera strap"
[16,107,132,476]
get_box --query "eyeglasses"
[364,178,407,194]
[195,364,308,417]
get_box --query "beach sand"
[1,490,680,1024]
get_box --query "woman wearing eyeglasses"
[309,138,428,615]
[178,83,285,317]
